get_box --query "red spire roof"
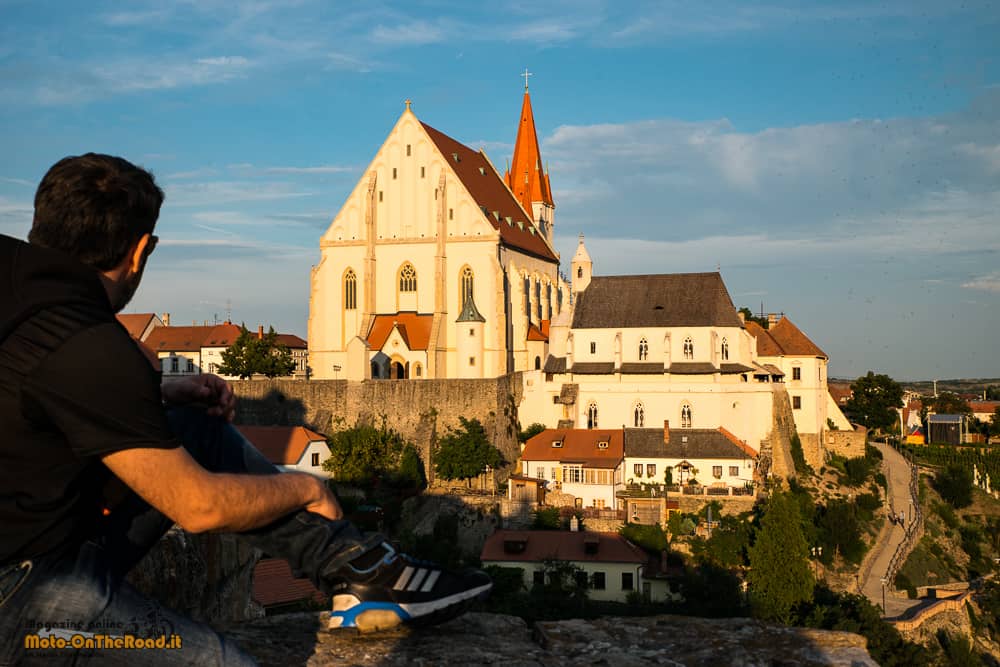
[504,91,553,215]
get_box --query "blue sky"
[1,0,998,381]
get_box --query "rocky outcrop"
[127,528,264,624]
[222,611,878,666]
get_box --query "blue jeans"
[0,407,372,666]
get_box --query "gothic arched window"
[587,402,599,429]
[461,266,474,303]
[721,337,729,361]
[577,266,583,279]
[638,338,649,361]
[683,337,694,360]
[681,403,692,428]
[634,402,645,428]
[399,263,417,292]
[344,269,357,310]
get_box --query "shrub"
[532,506,561,530]
[790,433,811,475]
[933,464,974,509]
[620,523,669,553]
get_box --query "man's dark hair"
[29,153,165,271]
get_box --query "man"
[0,154,491,666]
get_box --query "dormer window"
[597,440,609,450]
[551,440,563,448]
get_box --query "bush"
[894,572,918,599]
[532,506,561,530]
[323,422,407,484]
[790,433,811,475]
[620,523,669,553]
[844,455,877,487]
[434,417,503,481]
[933,464,974,509]
[934,501,960,529]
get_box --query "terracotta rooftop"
[366,313,433,351]
[572,273,742,329]
[481,530,646,565]
[768,317,827,358]
[829,384,853,405]
[115,312,159,340]
[143,322,303,352]
[420,121,557,262]
[625,428,758,460]
[527,319,550,342]
[522,429,624,468]
[745,321,782,357]
[236,425,327,466]
[252,558,324,608]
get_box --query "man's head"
[29,153,164,310]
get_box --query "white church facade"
[308,86,851,457]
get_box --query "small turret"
[571,234,592,295]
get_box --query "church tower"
[571,234,592,296]
[505,72,555,245]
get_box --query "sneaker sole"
[328,582,492,633]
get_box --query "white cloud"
[0,177,35,187]
[962,273,1000,292]
[164,181,312,207]
[370,20,448,46]
[263,165,356,175]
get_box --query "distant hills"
[830,377,1000,398]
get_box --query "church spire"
[504,75,554,218]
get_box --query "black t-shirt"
[0,234,178,562]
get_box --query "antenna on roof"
[226,299,232,323]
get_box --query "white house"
[480,529,669,603]
[236,425,331,478]
[623,424,758,491]
[520,428,625,510]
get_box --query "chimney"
[257,325,264,340]
[162,312,170,326]
[767,313,778,328]
[663,420,670,445]
[737,311,745,324]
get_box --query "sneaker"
[327,543,492,632]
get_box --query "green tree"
[531,506,561,530]
[933,463,974,509]
[322,422,407,484]
[396,443,426,490]
[738,306,770,328]
[989,407,1000,438]
[986,385,1000,401]
[925,392,971,417]
[747,490,814,623]
[517,422,546,443]
[846,371,904,432]
[433,417,503,481]
[816,499,866,564]
[217,325,295,379]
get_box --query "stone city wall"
[231,374,523,481]
[826,426,868,459]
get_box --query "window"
[406,144,411,156]
[646,464,656,478]
[634,463,643,477]
[592,572,606,590]
[533,570,545,586]
[379,190,383,201]
[461,266,474,304]
[621,573,634,591]
[170,357,179,373]
[721,337,729,361]
[524,277,531,316]
[638,338,648,360]
[420,166,425,178]
[312,453,320,467]
[399,263,417,292]
[209,363,216,373]
[449,208,453,220]
[792,366,801,381]
[563,466,582,484]
[186,358,194,373]
[551,468,558,480]
[469,356,475,366]
[392,167,397,179]
[683,337,694,359]
[534,356,541,370]
[633,403,644,427]
[597,440,608,450]
[344,269,357,309]
[594,498,605,509]
[712,465,723,479]
[414,363,422,377]
[577,266,583,279]
[535,281,542,321]
[587,402,598,429]
[793,395,802,409]
[681,403,692,428]
[536,467,545,480]
[590,342,596,354]
[730,466,739,476]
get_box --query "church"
[308,87,567,381]
[308,84,852,458]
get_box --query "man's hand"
[161,374,236,421]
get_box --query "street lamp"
[811,546,823,579]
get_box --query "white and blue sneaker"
[327,543,492,633]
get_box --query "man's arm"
[102,446,343,533]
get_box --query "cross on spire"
[521,68,532,91]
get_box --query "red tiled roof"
[236,425,327,466]
[116,313,158,340]
[201,323,243,347]
[527,322,548,342]
[275,333,307,349]
[366,313,433,351]
[522,429,624,468]
[745,321,782,357]
[504,91,554,213]
[970,401,1000,414]
[420,122,557,262]
[717,427,760,459]
[481,530,646,565]
[145,325,213,352]
[252,558,325,608]
[768,318,827,358]
[829,384,852,405]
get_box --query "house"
[480,529,668,602]
[970,400,1000,425]
[905,425,925,445]
[520,429,624,509]
[507,474,546,504]
[235,425,331,478]
[927,414,964,445]
[144,322,308,379]
[623,423,758,493]
[308,90,567,381]
[115,312,163,341]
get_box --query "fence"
[882,447,924,609]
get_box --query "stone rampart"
[764,387,798,481]
[231,375,523,481]
[826,427,868,459]
[676,494,758,516]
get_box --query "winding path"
[858,441,923,618]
